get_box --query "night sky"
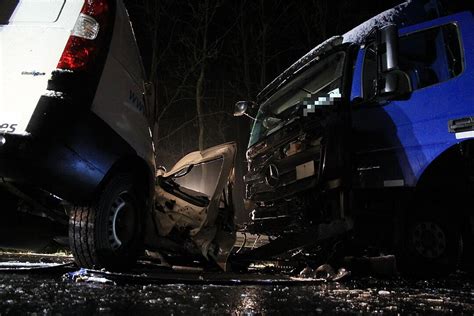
[123,0,403,167]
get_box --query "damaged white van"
[0,0,156,270]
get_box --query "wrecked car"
[235,1,474,275]
[146,143,237,271]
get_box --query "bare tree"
[125,0,307,167]
[191,0,221,151]
[295,0,329,47]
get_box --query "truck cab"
[237,1,474,274]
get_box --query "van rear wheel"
[69,173,144,271]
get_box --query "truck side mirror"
[378,24,399,73]
[379,70,412,98]
[234,101,257,121]
[376,24,412,100]
[234,101,249,117]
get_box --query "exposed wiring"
[236,232,247,254]
[251,235,261,250]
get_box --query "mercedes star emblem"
[265,164,280,187]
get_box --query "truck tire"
[69,173,144,271]
[398,204,462,276]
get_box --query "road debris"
[64,269,116,285]
[0,260,75,273]
[296,264,351,282]
[61,264,328,286]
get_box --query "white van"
[0,0,155,270]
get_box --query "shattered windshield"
[248,51,346,148]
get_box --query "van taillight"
[57,0,109,71]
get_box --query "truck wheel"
[399,210,462,276]
[69,173,144,271]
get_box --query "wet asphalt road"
[0,257,473,315]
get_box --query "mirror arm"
[243,112,257,121]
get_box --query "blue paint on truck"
[240,1,474,275]
[352,11,474,188]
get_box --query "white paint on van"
[0,0,83,135]
[91,0,155,167]
[10,0,66,24]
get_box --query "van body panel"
[9,0,66,23]
[91,0,155,173]
[0,0,83,135]
[0,0,156,268]
[0,0,155,204]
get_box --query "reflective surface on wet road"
[0,271,473,315]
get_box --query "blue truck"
[235,0,474,274]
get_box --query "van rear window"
[0,0,19,25]
[2,0,65,24]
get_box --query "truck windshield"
[248,51,346,148]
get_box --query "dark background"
[120,0,403,223]
[123,0,402,168]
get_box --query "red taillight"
[82,0,109,26]
[57,0,109,71]
[57,37,97,70]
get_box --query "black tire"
[69,173,144,271]
[398,205,462,276]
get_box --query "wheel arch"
[395,142,474,275]
[413,139,474,222]
[417,142,471,192]
[96,155,155,210]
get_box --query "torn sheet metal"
[149,142,237,271]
